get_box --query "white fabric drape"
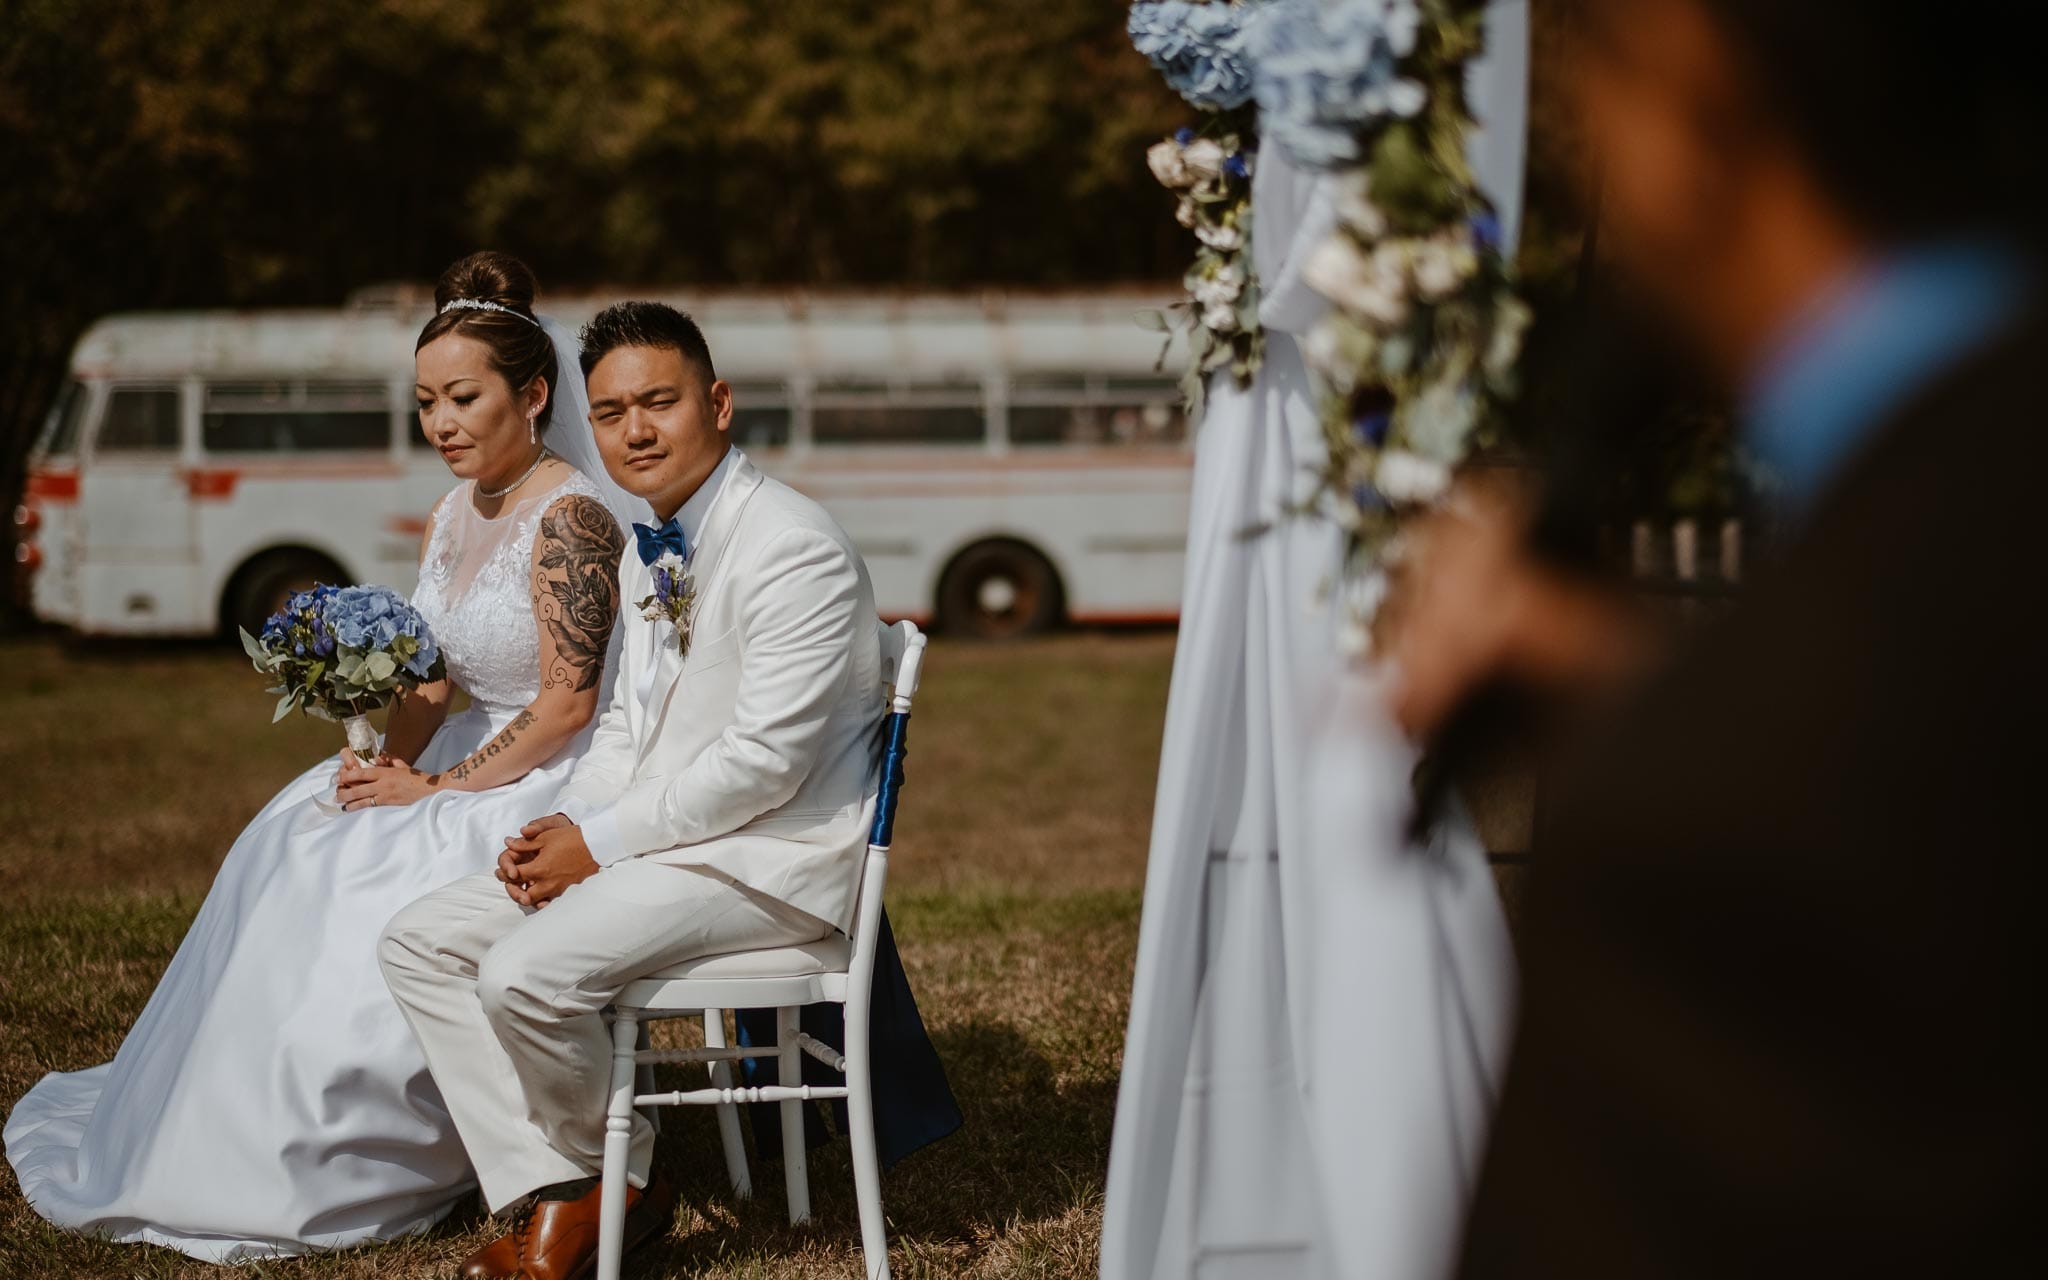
[1102,8,1528,1273]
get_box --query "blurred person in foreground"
[1384,0,2045,1274]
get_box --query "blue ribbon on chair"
[737,703,958,1167]
[871,712,911,848]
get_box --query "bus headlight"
[14,542,42,573]
[11,504,37,535]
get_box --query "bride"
[4,251,641,1261]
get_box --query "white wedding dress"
[4,469,614,1262]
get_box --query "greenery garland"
[1293,1,1528,628]
[1131,0,1529,640]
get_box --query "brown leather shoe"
[457,1223,525,1280]
[518,1175,675,1280]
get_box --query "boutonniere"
[638,552,697,657]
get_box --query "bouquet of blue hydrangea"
[238,583,445,764]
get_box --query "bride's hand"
[334,758,440,812]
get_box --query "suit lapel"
[684,453,764,612]
[616,551,655,743]
[641,453,766,752]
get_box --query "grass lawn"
[0,630,1175,1279]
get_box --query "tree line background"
[2,0,1609,623]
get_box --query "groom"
[381,302,887,1280]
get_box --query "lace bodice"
[412,470,607,718]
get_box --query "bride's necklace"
[478,447,551,500]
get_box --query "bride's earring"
[528,408,538,445]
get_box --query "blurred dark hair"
[414,251,559,432]
[1591,0,2046,241]
[578,301,717,385]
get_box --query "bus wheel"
[222,549,349,638]
[936,539,1063,641]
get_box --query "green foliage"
[0,0,1189,590]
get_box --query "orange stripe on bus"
[1069,610,1181,626]
[26,470,79,502]
[199,462,406,479]
[770,450,1194,476]
[184,469,238,500]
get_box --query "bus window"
[728,383,791,450]
[96,387,181,453]
[35,380,89,457]
[1009,375,1186,447]
[202,380,389,453]
[813,380,984,446]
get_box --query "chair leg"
[635,1019,660,1137]
[596,1010,640,1280]
[845,999,891,1279]
[702,1007,752,1198]
[777,1006,811,1224]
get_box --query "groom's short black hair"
[578,302,718,384]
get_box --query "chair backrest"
[877,619,927,715]
[870,620,925,850]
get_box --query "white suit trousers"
[378,860,829,1213]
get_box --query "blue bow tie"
[633,516,689,566]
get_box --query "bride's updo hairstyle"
[414,251,560,433]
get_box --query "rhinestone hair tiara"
[439,297,541,326]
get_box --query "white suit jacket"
[557,453,882,932]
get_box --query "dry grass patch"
[0,631,1170,1278]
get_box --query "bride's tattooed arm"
[535,495,626,692]
[433,708,538,786]
[409,493,625,796]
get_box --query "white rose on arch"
[1413,231,1480,301]
[1191,264,1245,308]
[1146,139,1194,190]
[1373,450,1453,505]
[1182,137,1228,180]
[1304,235,1410,328]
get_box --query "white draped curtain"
[1100,7,1528,1278]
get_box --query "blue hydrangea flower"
[1245,0,1427,171]
[325,584,427,658]
[1469,211,1503,252]
[1129,1,1259,110]
[394,608,441,677]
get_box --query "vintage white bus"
[15,290,1194,640]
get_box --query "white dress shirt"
[561,446,738,864]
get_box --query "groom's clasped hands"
[495,812,599,908]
